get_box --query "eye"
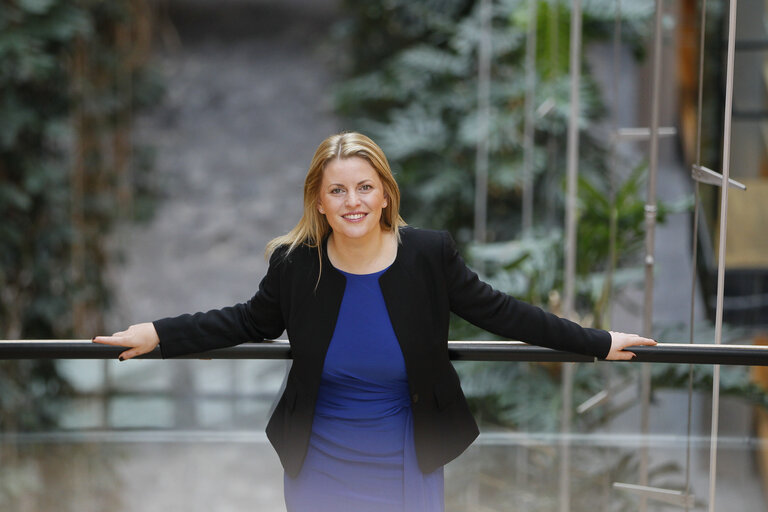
[359,184,373,191]
[330,187,344,194]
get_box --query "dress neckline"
[334,264,392,277]
[322,228,402,277]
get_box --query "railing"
[2,339,768,365]
[3,339,768,510]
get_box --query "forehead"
[322,156,381,184]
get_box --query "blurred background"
[2,0,768,510]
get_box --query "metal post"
[709,1,738,510]
[605,0,622,329]
[474,0,492,243]
[522,0,538,235]
[561,2,582,511]
[563,0,581,322]
[544,0,560,228]
[639,1,665,509]
[559,361,575,512]
[686,1,708,509]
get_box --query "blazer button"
[412,393,419,403]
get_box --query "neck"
[327,228,397,274]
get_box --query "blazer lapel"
[309,250,346,360]
[379,256,424,365]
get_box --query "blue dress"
[283,267,444,512]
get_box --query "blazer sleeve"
[153,248,287,359]
[440,231,611,359]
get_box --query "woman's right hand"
[92,322,160,361]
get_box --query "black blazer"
[153,227,611,477]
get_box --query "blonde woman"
[94,132,655,511]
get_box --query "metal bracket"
[576,376,636,415]
[576,389,608,414]
[537,98,556,118]
[615,127,677,140]
[691,164,747,190]
[613,483,696,508]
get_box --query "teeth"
[344,213,365,220]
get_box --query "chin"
[333,223,382,240]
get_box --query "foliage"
[1,0,161,340]
[333,1,728,501]
[1,0,160,508]
[466,164,691,329]
[335,0,654,242]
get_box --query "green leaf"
[17,0,56,15]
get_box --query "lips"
[342,212,367,221]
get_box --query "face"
[317,157,388,244]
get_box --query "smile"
[342,213,367,221]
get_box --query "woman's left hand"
[606,331,657,360]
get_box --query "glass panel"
[2,359,767,510]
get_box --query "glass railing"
[1,340,767,511]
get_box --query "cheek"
[317,195,334,213]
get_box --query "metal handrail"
[2,340,768,366]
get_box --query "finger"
[119,348,140,361]
[92,336,131,346]
[615,350,636,360]
[621,338,657,349]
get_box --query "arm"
[94,248,287,360]
[441,232,654,359]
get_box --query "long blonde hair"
[266,132,407,263]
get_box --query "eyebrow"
[328,179,374,188]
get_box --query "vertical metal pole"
[522,0,538,235]
[559,362,575,512]
[545,0,560,228]
[474,0,492,243]
[561,2,582,511]
[102,360,111,428]
[563,0,581,317]
[686,2,708,509]
[602,0,622,329]
[639,1,664,509]
[709,2,738,510]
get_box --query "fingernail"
[118,356,124,362]
[91,337,96,342]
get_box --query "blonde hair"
[266,132,407,264]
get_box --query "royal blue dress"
[283,267,444,512]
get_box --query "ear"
[317,202,325,214]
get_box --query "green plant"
[335,0,654,242]
[1,1,160,509]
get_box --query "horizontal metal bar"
[733,39,768,51]
[615,127,677,140]
[5,430,768,449]
[613,483,695,508]
[2,340,768,366]
[691,164,747,190]
[711,291,768,312]
[732,109,768,120]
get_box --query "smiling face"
[317,156,389,245]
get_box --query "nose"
[345,190,361,207]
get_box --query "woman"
[94,132,656,511]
